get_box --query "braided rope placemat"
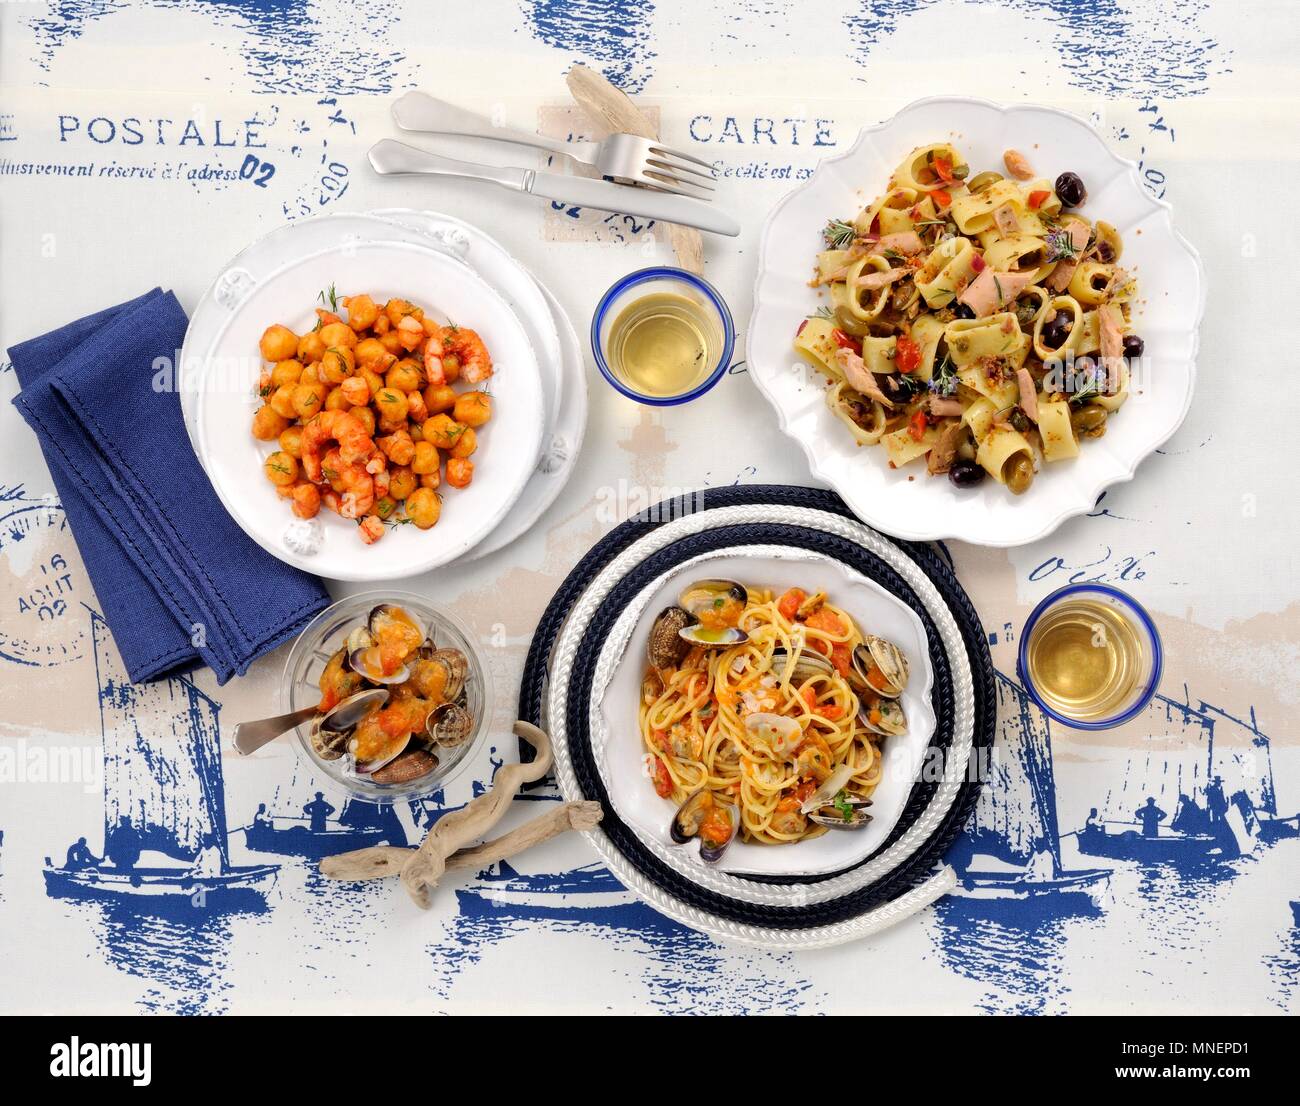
[553,517,966,913]
[517,486,994,947]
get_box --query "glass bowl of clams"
[280,590,490,801]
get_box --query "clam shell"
[850,639,906,699]
[858,695,907,737]
[678,623,748,648]
[426,648,469,703]
[310,688,388,761]
[808,803,873,830]
[426,702,474,748]
[346,626,411,685]
[646,606,691,669]
[670,790,738,863]
[369,747,439,785]
[770,647,834,682]
[677,579,748,618]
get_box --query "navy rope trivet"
[517,486,994,929]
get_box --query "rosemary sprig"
[929,354,958,395]
[1069,367,1105,406]
[823,218,856,249]
[1045,228,1078,261]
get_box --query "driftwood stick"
[318,800,602,881]
[444,800,602,871]
[319,722,556,896]
[399,721,554,907]
[565,64,705,275]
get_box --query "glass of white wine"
[591,267,735,405]
[1018,584,1163,729]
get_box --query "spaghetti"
[640,585,897,846]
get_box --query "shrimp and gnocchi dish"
[250,291,495,544]
[795,143,1144,496]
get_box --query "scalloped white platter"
[748,97,1204,547]
[194,239,544,582]
[594,549,936,878]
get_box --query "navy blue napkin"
[10,288,331,684]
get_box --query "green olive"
[1070,405,1108,438]
[967,170,1004,195]
[1003,453,1035,495]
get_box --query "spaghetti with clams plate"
[598,550,934,878]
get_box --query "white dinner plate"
[594,548,936,878]
[748,97,1204,547]
[194,239,544,581]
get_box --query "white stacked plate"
[180,212,587,580]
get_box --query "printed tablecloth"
[0,0,1295,1014]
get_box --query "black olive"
[1055,171,1087,207]
[879,374,909,404]
[1010,408,1032,433]
[954,302,976,320]
[948,460,986,488]
[1095,241,1115,263]
[1042,315,1070,348]
[1123,334,1145,358]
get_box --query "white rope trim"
[545,503,977,948]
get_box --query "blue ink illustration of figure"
[1076,690,1264,864]
[1135,797,1166,838]
[304,791,334,834]
[242,767,409,859]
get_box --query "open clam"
[647,606,691,669]
[858,694,907,737]
[670,789,739,863]
[799,763,873,830]
[426,648,469,703]
[309,687,389,761]
[346,604,426,685]
[676,579,749,648]
[849,635,909,699]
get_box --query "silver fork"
[391,90,716,200]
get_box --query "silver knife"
[368,139,740,238]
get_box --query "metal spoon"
[232,688,388,756]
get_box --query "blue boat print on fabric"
[945,671,1110,910]
[241,761,413,860]
[456,859,651,926]
[42,609,278,914]
[1076,689,1264,865]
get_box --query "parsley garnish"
[833,791,855,823]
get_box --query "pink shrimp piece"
[358,516,385,545]
[425,324,493,385]
[337,464,375,520]
[302,410,375,482]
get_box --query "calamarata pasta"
[794,143,1144,495]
